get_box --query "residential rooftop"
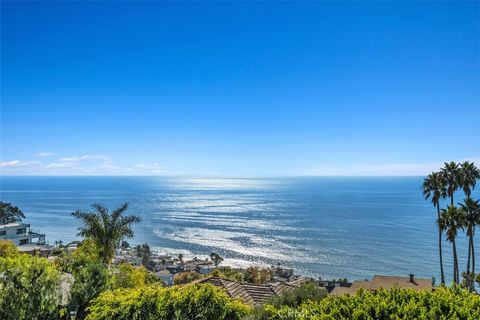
[331,274,433,296]
[193,276,307,305]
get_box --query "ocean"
[0,176,476,284]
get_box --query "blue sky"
[1,1,479,176]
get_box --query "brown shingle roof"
[331,275,433,296]
[193,277,298,305]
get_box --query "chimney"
[409,274,414,283]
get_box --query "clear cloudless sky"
[1,1,479,176]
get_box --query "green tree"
[112,263,159,289]
[135,243,151,266]
[174,271,202,285]
[252,283,327,320]
[0,240,19,258]
[210,252,224,267]
[442,161,462,206]
[51,239,111,320]
[439,206,465,284]
[53,239,102,273]
[86,283,251,320]
[244,267,273,284]
[121,240,130,249]
[260,286,480,320]
[0,254,62,320]
[68,261,111,320]
[0,201,25,224]
[422,171,447,284]
[72,203,141,264]
[459,161,480,199]
[459,198,480,291]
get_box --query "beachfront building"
[0,222,46,246]
[330,274,433,296]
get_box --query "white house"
[0,222,46,246]
[156,270,174,286]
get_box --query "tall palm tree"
[459,161,480,199]
[442,162,461,206]
[439,206,464,284]
[423,172,447,284]
[460,198,480,291]
[72,203,141,264]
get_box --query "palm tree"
[459,198,480,291]
[72,203,141,264]
[422,172,447,284]
[459,161,480,199]
[439,206,465,284]
[442,162,461,206]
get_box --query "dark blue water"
[0,176,476,283]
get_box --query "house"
[112,254,142,266]
[0,222,46,246]
[330,274,433,296]
[193,276,309,305]
[165,263,184,274]
[316,278,352,293]
[156,270,174,286]
[196,263,216,275]
[17,244,53,257]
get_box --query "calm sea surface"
[1,176,477,283]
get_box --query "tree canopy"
[0,253,62,320]
[258,286,480,320]
[87,283,251,320]
[0,201,25,224]
[71,203,141,264]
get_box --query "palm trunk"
[466,228,472,289]
[437,205,445,284]
[471,235,475,291]
[452,239,459,284]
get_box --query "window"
[16,228,26,235]
[19,239,29,245]
[0,230,6,236]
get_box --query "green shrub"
[174,271,202,285]
[0,254,62,320]
[262,286,480,320]
[68,261,111,320]
[86,283,252,320]
[112,263,160,289]
[0,240,19,258]
[251,283,327,320]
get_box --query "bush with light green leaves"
[261,286,480,320]
[0,252,63,320]
[87,283,252,320]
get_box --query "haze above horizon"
[1,2,479,176]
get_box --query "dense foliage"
[0,201,25,224]
[0,239,19,258]
[71,203,141,263]
[174,271,202,285]
[251,283,328,320]
[0,250,62,320]
[244,266,274,284]
[260,286,480,320]
[112,263,160,288]
[86,283,252,320]
[68,261,111,319]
